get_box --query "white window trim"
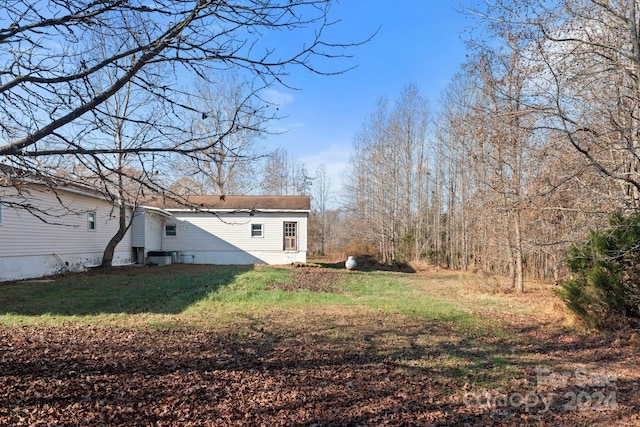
[0,196,3,225]
[251,223,264,238]
[87,211,97,231]
[164,223,177,238]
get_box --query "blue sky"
[260,1,472,197]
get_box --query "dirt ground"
[1,266,639,426]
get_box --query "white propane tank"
[345,256,357,270]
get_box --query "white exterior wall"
[158,211,307,265]
[0,185,133,282]
[145,212,164,255]
[131,208,164,257]
[131,207,146,247]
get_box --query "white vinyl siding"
[0,185,134,282]
[131,208,146,247]
[0,185,132,259]
[144,212,164,253]
[159,211,307,264]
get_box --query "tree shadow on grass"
[0,264,253,316]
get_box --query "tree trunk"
[514,209,525,293]
[101,201,129,267]
[101,151,130,268]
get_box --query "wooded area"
[325,1,640,298]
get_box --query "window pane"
[284,222,297,251]
[251,224,263,237]
[165,224,177,236]
[88,212,96,231]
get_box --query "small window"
[251,223,263,238]
[165,224,177,237]
[283,221,297,251]
[87,211,97,231]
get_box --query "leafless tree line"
[341,1,640,292]
[341,84,430,264]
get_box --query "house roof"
[0,163,110,200]
[141,195,311,212]
[2,164,311,212]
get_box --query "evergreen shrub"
[559,213,640,330]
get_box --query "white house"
[1,166,310,282]
[133,195,310,266]
[0,168,134,282]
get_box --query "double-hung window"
[251,223,263,238]
[165,224,177,237]
[87,211,97,231]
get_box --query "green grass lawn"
[0,265,252,323]
[0,264,481,330]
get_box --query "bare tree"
[261,147,311,196]
[0,0,367,267]
[172,74,266,196]
[434,73,477,270]
[474,47,534,293]
[92,76,155,268]
[343,84,430,264]
[343,95,393,261]
[536,0,640,209]
[311,163,332,255]
[466,0,640,210]
[0,1,363,158]
[452,0,640,285]
[60,33,169,267]
[389,83,431,262]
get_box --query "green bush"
[558,213,640,330]
[397,230,416,263]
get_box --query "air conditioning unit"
[147,251,172,266]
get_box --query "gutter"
[138,205,174,218]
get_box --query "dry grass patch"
[406,270,578,327]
